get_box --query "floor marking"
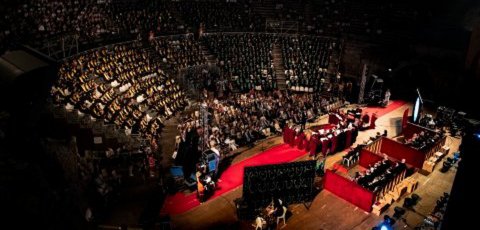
[423,178,431,185]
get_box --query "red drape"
[380,138,425,168]
[359,149,384,168]
[324,170,375,212]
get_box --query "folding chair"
[170,166,185,189]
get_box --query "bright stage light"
[413,97,420,123]
[380,224,392,230]
[474,133,480,140]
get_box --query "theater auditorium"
[0,0,478,229]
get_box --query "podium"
[388,176,418,201]
[422,151,446,173]
[372,201,390,216]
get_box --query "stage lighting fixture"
[474,132,480,140]
[380,224,392,230]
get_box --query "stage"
[166,102,461,230]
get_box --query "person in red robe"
[303,135,310,152]
[283,125,290,144]
[321,138,330,157]
[309,134,319,157]
[288,125,296,147]
[297,131,305,150]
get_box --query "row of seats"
[281,35,336,89]
[342,146,362,167]
[202,33,277,92]
[0,0,439,55]
[52,41,186,140]
[150,34,207,75]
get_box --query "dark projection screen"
[242,160,316,208]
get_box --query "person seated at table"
[196,165,207,202]
[196,164,215,202]
[272,202,285,219]
[362,112,370,125]
[353,171,361,181]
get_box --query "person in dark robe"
[336,130,347,152]
[329,133,338,154]
[345,129,352,148]
[370,112,378,129]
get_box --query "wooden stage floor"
[168,103,461,230]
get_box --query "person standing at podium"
[210,140,221,179]
[384,89,391,106]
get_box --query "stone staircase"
[272,44,287,90]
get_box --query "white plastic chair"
[277,206,287,226]
[252,216,266,230]
[342,156,352,167]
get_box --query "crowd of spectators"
[150,34,207,76]
[0,0,116,53]
[404,130,444,151]
[112,0,184,39]
[0,0,436,56]
[0,0,187,54]
[182,66,231,98]
[51,41,186,141]
[202,33,277,92]
[174,1,264,32]
[174,90,340,177]
[280,35,336,90]
[354,157,407,193]
[41,132,159,222]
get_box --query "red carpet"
[362,100,407,117]
[332,163,349,174]
[161,144,307,215]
